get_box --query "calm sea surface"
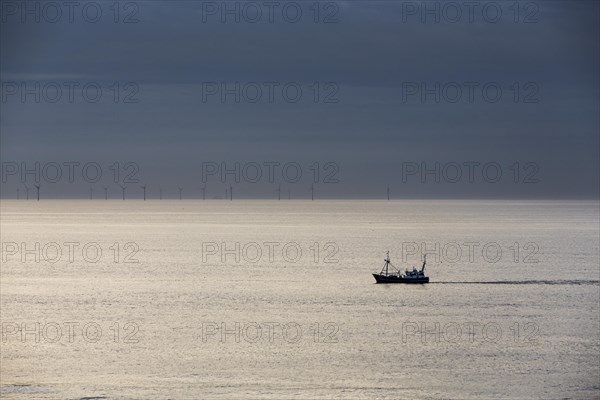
[1,200,598,399]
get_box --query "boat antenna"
[421,254,426,272]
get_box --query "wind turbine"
[277,184,281,200]
[16,188,19,200]
[387,187,390,201]
[225,187,228,200]
[288,189,291,200]
[159,186,163,200]
[119,185,127,200]
[24,185,30,200]
[230,185,233,201]
[90,186,93,200]
[34,185,40,201]
[178,187,183,200]
[311,184,314,201]
[200,185,206,200]
[141,184,147,201]
[104,186,108,200]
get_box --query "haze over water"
[1,199,599,399]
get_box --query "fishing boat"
[372,252,429,284]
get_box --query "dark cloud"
[1,0,598,199]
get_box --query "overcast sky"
[1,0,598,199]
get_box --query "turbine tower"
[159,186,163,200]
[178,187,183,200]
[90,186,93,200]
[34,185,40,201]
[230,185,233,201]
[16,188,19,200]
[104,186,108,200]
[24,185,30,200]
[277,184,281,200]
[387,187,390,201]
[119,185,127,200]
[311,184,314,201]
[288,189,291,200]
[200,185,206,200]
[141,184,147,201]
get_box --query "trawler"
[372,252,429,284]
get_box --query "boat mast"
[385,251,390,275]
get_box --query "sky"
[1,0,598,199]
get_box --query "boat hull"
[372,273,429,284]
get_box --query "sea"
[1,200,598,399]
